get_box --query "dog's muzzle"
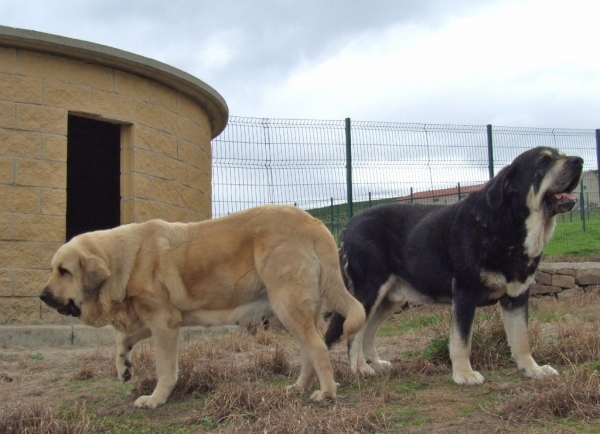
[39,291,81,317]
[543,192,577,216]
[543,156,583,216]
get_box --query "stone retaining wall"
[532,262,600,300]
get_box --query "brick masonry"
[0,44,220,324]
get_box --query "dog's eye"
[58,267,70,277]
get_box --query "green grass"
[378,313,441,337]
[394,381,425,394]
[545,211,600,257]
[393,407,432,428]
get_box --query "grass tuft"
[495,366,600,424]
[0,403,94,434]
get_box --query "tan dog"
[40,205,365,408]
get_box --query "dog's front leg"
[134,325,180,409]
[116,327,152,383]
[450,291,484,385]
[500,291,558,378]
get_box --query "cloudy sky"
[1,0,599,129]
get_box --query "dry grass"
[134,353,238,399]
[534,321,600,367]
[494,366,600,424]
[229,400,394,433]
[132,329,297,399]
[72,363,96,381]
[4,292,599,432]
[389,306,514,373]
[0,403,94,434]
[390,298,600,375]
[129,327,410,432]
[72,347,115,380]
[254,344,291,376]
[193,384,399,433]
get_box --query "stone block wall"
[0,35,226,324]
[531,262,600,299]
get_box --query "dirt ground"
[1,293,600,433]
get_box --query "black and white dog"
[326,147,583,385]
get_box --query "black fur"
[326,147,583,357]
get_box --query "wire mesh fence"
[212,117,599,257]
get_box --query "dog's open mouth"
[544,191,577,216]
[40,292,81,317]
[56,299,81,317]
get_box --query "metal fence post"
[487,124,494,179]
[580,180,586,233]
[345,117,353,219]
[596,129,600,206]
[330,197,334,233]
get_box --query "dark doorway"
[66,115,121,241]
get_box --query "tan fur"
[41,205,365,408]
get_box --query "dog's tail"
[317,228,364,347]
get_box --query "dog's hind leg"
[268,285,336,401]
[500,291,558,378]
[349,276,395,375]
[116,327,151,383]
[347,324,371,375]
[293,345,317,392]
[450,291,484,385]
[362,298,398,372]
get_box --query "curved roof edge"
[0,26,229,138]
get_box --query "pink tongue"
[555,192,575,201]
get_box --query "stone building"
[0,26,228,324]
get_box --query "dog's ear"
[80,255,110,298]
[486,164,517,210]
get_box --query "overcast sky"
[1,0,599,129]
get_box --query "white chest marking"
[480,270,534,299]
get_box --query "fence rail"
[212,117,600,256]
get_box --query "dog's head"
[486,147,583,216]
[39,237,111,318]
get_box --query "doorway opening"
[66,115,121,241]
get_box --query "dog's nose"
[39,290,50,303]
[568,156,583,166]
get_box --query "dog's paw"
[286,383,306,394]
[117,360,133,383]
[524,364,559,379]
[310,389,335,401]
[453,370,485,385]
[370,359,392,371]
[133,395,166,409]
[356,364,376,376]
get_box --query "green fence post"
[330,197,334,233]
[368,192,372,208]
[596,129,600,206]
[487,124,494,179]
[345,117,353,219]
[457,183,461,201]
[580,180,586,233]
